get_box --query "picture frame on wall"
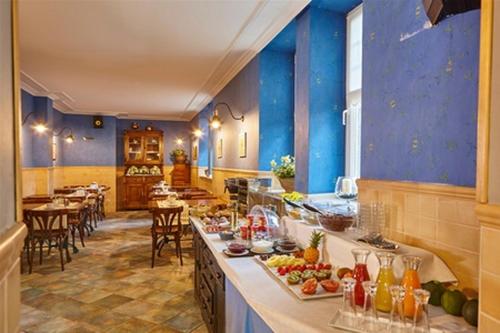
[238,132,247,158]
[216,138,223,159]
[192,144,198,161]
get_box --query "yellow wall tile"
[419,216,437,240]
[481,227,500,276]
[438,198,459,223]
[480,313,500,333]
[420,195,438,218]
[480,271,500,319]
[437,222,480,253]
[358,179,478,290]
[405,193,420,214]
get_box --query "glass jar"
[351,248,371,307]
[401,255,422,318]
[375,252,396,312]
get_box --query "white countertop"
[191,217,477,333]
[191,216,345,333]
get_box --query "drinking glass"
[362,281,379,332]
[341,277,357,326]
[389,285,406,332]
[413,289,431,333]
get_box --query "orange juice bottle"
[401,255,422,318]
[375,252,396,312]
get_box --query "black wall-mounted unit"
[422,0,480,25]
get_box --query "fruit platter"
[256,254,343,300]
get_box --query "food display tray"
[255,257,343,300]
[328,309,476,333]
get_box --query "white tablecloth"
[281,216,457,283]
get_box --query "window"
[344,4,363,179]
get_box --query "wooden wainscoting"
[357,179,479,289]
[0,223,27,333]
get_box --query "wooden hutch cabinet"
[122,129,164,209]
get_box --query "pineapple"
[303,231,324,264]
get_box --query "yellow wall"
[21,168,49,196]
[191,166,261,201]
[358,179,479,290]
[22,166,117,212]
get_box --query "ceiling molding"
[60,109,189,122]
[21,71,76,113]
[184,0,309,120]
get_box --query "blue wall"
[190,105,211,168]
[295,7,346,194]
[21,89,192,168]
[361,0,479,187]
[62,114,117,166]
[116,119,191,166]
[210,57,261,171]
[21,90,34,167]
[258,49,295,171]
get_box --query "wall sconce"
[193,129,203,138]
[175,138,184,145]
[22,111,48,134]
[209,102,244,129]
[54,127,75,144]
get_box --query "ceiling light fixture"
[209,102,244,129]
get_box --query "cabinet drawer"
[199,273,216,331]
[124,176,143,184]
[202,248,224,288]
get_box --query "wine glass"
[413,289,431,333]
[335,177,358,202]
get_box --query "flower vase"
[279,177,295,192]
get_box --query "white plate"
[250,247,274,254]
[223,249,249,257]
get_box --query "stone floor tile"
[90,293,134,309]
[21,211,202,333]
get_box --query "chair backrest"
[25,209,66,235]
[23,197,53,204]
[151,206,183,234]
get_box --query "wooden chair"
[151,206,184,268]
[25,209,72,273]
[66,200,88,249]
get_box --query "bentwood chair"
[25,209,72,273]
[151,206,184,268]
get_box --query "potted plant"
[169,148,187,163]
[270,155,295,192]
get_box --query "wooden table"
[148,198,226,210]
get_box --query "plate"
[223,249,249,257]
[250,247,274,254]
[276,246,299,253]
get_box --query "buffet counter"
[191,216,347,333]
[191,215,477,333]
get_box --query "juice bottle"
[351,248,371,307]
[401,255,422,318]
[375,252,396,312]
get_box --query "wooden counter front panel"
[192,224,225,333]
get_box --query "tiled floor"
[20,211,207,333]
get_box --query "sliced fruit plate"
[255,256,343,300]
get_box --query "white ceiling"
[19,0,308,121]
